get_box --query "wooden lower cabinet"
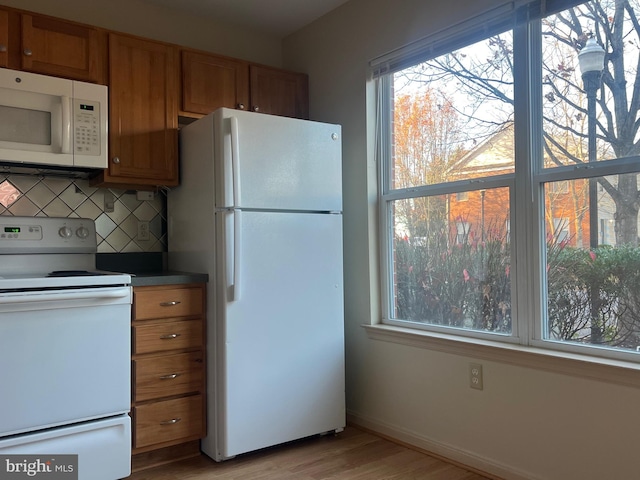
[134,395,204,449]
[134,351,204,402]
[131,284,206,455]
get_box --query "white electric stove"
[0,216,132,480]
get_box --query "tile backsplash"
[0,173,167,253]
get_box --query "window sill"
[363,324,640,388]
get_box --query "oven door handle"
[0,287,131,305]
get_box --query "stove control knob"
[58,226,73,238]
[76,227,90,239]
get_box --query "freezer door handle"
[230,116,241,208]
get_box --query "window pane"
[540,2,640,355]
[390,187,511,333]
[392,33,514,190]
[544,174,640,351]
[542,2,640,168]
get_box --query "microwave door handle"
[61,96,72,154]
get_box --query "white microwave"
[0,68,107,170]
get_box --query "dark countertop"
[96,253,208,287]
[128,271,209,287]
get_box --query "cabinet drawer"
[133,319,203,354]
[134,395,203,449]
[134,287,203,320]
[134,351,204,402]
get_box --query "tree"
[392,89,466,240]
[393,89,466,189]
[544,0,640,246]
[398,0,640,246]
[391,88,512,333]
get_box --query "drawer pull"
[160,301,181,306]
[160,417,182,425]
[159,333,181,339]
[159,373,181,380]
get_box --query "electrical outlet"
[104,192,114,213]
[469,363,483,390]
[137,221,150,241]
[136,191,154,201]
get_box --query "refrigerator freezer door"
[215,108,342,212]
[216,210,345,459]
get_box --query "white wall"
[284,1,640,479]
[0,0,282,66]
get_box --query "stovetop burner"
[47,270,107,277]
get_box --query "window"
[375,0,640,361]
[552,217,570,243]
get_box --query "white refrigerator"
[168,108,345,461]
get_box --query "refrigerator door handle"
[230,116,241,207]
[230,209,242,301]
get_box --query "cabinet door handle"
[159,417,181,425]
[0,45,7,53]
[112,157,120,164]
[159,333,181,339]
[237,103,245,110]
[23,48,33,56]
[159,373,181,380]
[252,105,260,112]
[160,301,181,306]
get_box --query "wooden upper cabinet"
[96,33,179,188]
[0,9,8,68]
[180,50,309,120]
[21,14,103,83]
[181,50,249,116]
[249,65,309,119]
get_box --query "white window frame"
[374,0,640,365]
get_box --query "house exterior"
[446,124,611,249]
[2,1,639,479]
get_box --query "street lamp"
[578,37,605,250]
[578,37,605,344]
[480,189,486,243]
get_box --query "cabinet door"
[181,50,249,115]
[0,9,7,68]
[249,65,309,119]
[134,352,204,402]
[134,395,203,449]
[106,33,179,187]
[21,14,101,83]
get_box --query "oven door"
[0,286,132,437]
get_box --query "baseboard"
[347,411,541,480]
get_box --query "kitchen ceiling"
[138,0,350,38]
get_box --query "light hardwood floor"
[126,427,492,480]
